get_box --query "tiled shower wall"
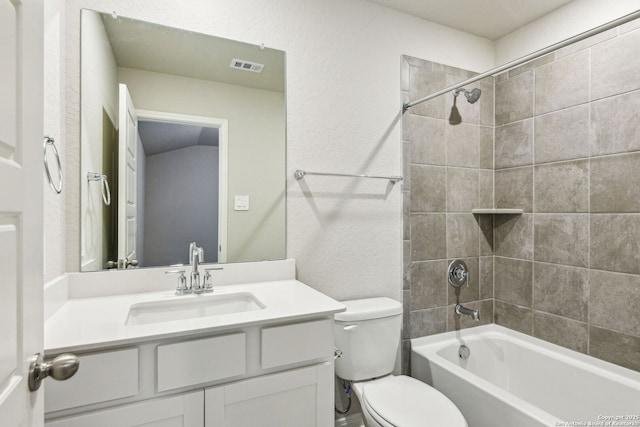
[493,20,640,372]
[402,18,640,374]
[401,56,495,374]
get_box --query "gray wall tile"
[495,167,533,212]
[410,214,446,261]
[591,153,640,213]
[410,307,447,338]
[495,300,533,335]
[590,327,640,372]
[494,214,534,260]
[447,214,479,258]
[533,263,588,321]
[533,312,588,353]
[410,260,447,310]
[591,214,640,274]
[403,240,410,290]
[479,170,494,210]
[479,127,494,169]
[479,80,495,127]
[494,257,533,307]
[404,115,446,165]
[534,105,589,164]
[590,270,640,337]
[509,53,555,77]
[495,71,534,125]
[447,168,479,212]
[445,123,480,168]
[534,160,589,213]
[590,91,640,156]
[591,29,640,100]
[479,256,494,300]
[535,51,589,115]
[410,165,446,212]
[620,18,640,34]
[409,66,446,118]
[403,191,410,240]
[555,28,616,58]
[402,290,410,339]
[534,214,589,268]
[495,119,533,169]
[478,214,494,256]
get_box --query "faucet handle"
[165,269,187,295]
[203,267,223,291]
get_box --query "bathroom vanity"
[43,260,344,427]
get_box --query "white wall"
[43,0,66,283]
[495,0,640,64]
[54,0,494,302]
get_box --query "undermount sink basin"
[126,292,265,325]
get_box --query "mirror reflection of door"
[118,84,138,267]
[108,101,229,268]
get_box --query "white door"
[118,84,138,267]
[0,0,44,426]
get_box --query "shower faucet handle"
[448,259,469,288]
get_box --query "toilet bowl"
[334,297,467,427]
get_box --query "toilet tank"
[334,297,403,381]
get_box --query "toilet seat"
[362,376,467,427]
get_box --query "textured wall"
[493,19,640,372]
[401,56,495,373]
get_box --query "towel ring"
[43,136,63,194]
[87,172,111,206]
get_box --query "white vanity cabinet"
[205,363,333,427]
[46,391,204,427]
[44,318,335,427]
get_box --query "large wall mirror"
[80,10,286,271]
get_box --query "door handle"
[28,353,79,391]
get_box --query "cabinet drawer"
[46,390,203,427]
[45,348,138,413]
[157,332,246,391]
[261,319,332,369]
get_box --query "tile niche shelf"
[471,208,523,214]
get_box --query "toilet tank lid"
[334,297,402,322]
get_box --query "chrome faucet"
[455,304,480,321]
[166,243,223,295]
[189,242,204,291]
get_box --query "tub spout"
[455,304,479,321]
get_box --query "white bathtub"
[411,324,640,427]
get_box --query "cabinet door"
[205,363,332,427]
[45,391,203,427]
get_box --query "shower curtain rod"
[403,9,640,112]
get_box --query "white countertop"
[45,279,345,354]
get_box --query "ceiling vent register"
[230,59,264,73]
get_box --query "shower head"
[453,87,482,104]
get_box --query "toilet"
[334,297,467,427]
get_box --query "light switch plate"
[234,195,249,211]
